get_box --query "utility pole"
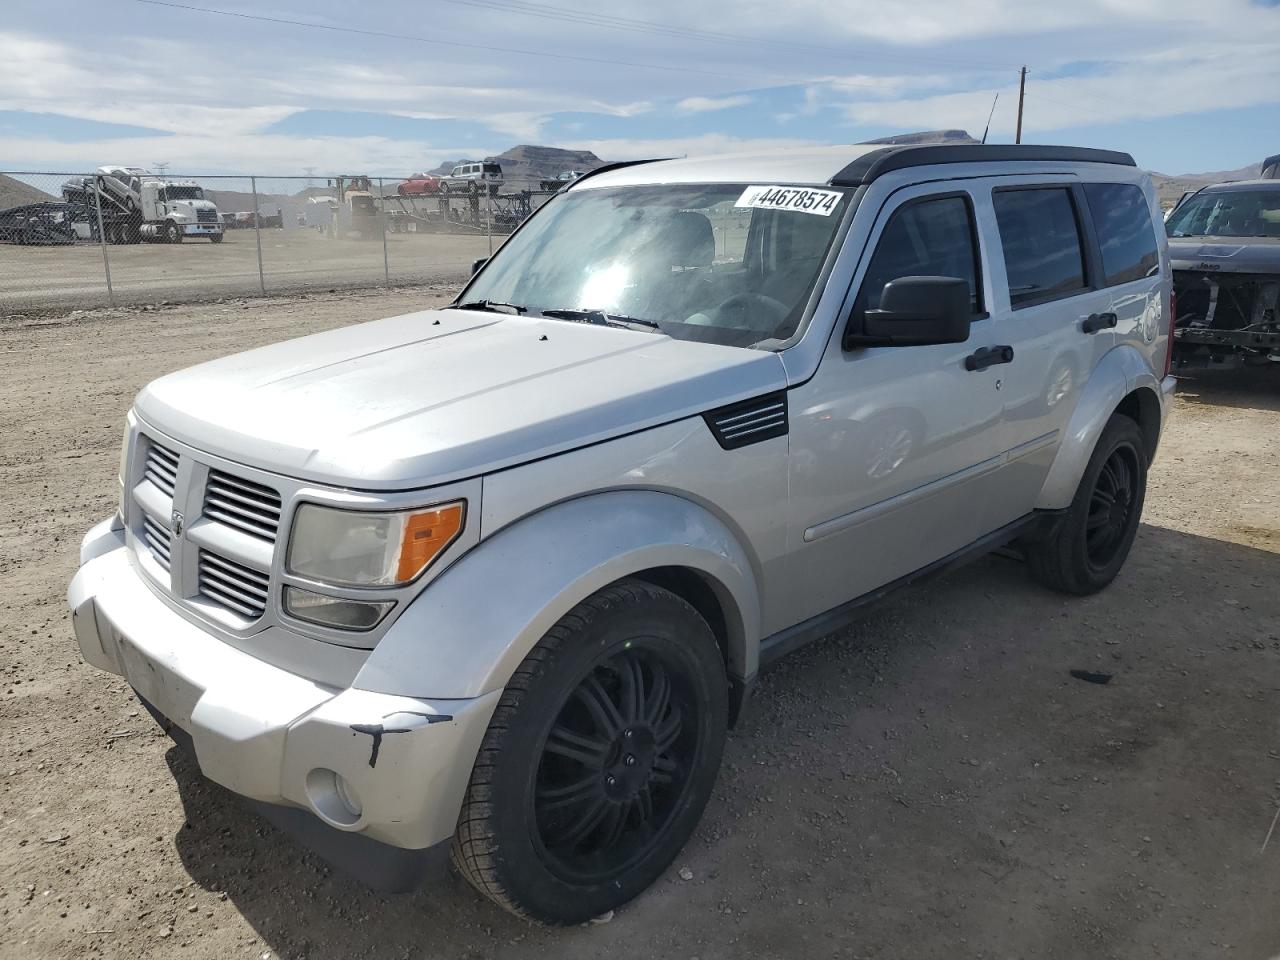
[1015,66,1027,144]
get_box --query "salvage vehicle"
[397,172,443,197]
[439,159,504,196]
[69,143,1175,924]
[1166,178,1280,367]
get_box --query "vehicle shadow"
[167,522,1280,960]
[1173,366,1280,411]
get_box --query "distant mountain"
[1150,161,1264,206]
[0,174,56,209]
[429,145,607,186]
[860,129,980,145]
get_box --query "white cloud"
[674,95,753,114]
[559,132,824,162]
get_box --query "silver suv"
[439,159,504,197]
[69,144,1175,923]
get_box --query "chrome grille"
[198,550,269,620]
[142,514,171,570]
[196,208,219,223]
[203,469,281,543]
[144,440,179,497]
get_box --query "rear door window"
[859,194,982,313]
[992,188,1086,308]
[1084,183,1159,285]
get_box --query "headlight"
[286,501,465,587]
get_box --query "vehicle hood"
[135,308,786,489]
[1168,237,1280,275]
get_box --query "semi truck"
[61,167,224,243]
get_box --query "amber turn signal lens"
[396,502,466,582]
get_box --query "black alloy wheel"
[532,643,693,884]
[451,579,727,923]
[1025,412,1148,595]
[1085,445,1139,570]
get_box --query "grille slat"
[142,514,171,570]
[204,470,281,543]
[144,442,179,497]
[705,391,789,450]
[198,549,269,620]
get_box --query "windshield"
[1166,188,1280,239]
[463,182,852,348]
[162,185,204,201]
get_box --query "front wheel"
[209,232,223,243]
[166,222,182,243]
[1025,413,1148,595]
[451,579,727,923]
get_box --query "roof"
[573,143,1137,191]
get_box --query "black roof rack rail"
[830,144,1136,187]
[564,157,672,191]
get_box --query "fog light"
[283,586,393,630]
[305,768,362,827]
[334,774,363,818]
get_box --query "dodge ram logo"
[171,510,184,536]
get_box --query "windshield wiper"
[452,299,527,315]
[540,308,661,331]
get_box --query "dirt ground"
[1,289,1278,960]
[0,230,491,314]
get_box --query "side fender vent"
[704,391,788,450]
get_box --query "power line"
[136,0,823,84]
[1022,92,1136,127]
[435,0,1023,72]
[137,0,983,96]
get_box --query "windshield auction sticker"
[735,185,842,216]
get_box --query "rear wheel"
[1026,413,1147,595]
[451,579,727,923]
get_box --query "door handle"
[964,345,1014,372]
[1082,311,1118,334]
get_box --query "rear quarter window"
[1084,183,1160,285]
[993,188,1086,308]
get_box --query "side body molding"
[1035,344,1163,510]
[354,490,762,701]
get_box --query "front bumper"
[182,223,222,236]
[68,518,499,861]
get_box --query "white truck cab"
[70,143,1175,923]
[91,166,223,243]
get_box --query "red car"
[397,173,442,197]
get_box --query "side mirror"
[844,276,972,349]
[471,257,488,275]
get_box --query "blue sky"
[2,0,1278,176]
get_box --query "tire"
[210,232,223,243]
[451,579,728,924]
[1026,413,1148,595]
[166,222,182,244]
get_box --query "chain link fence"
[0,170,560,315]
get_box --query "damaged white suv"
[70,144,1175,923]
